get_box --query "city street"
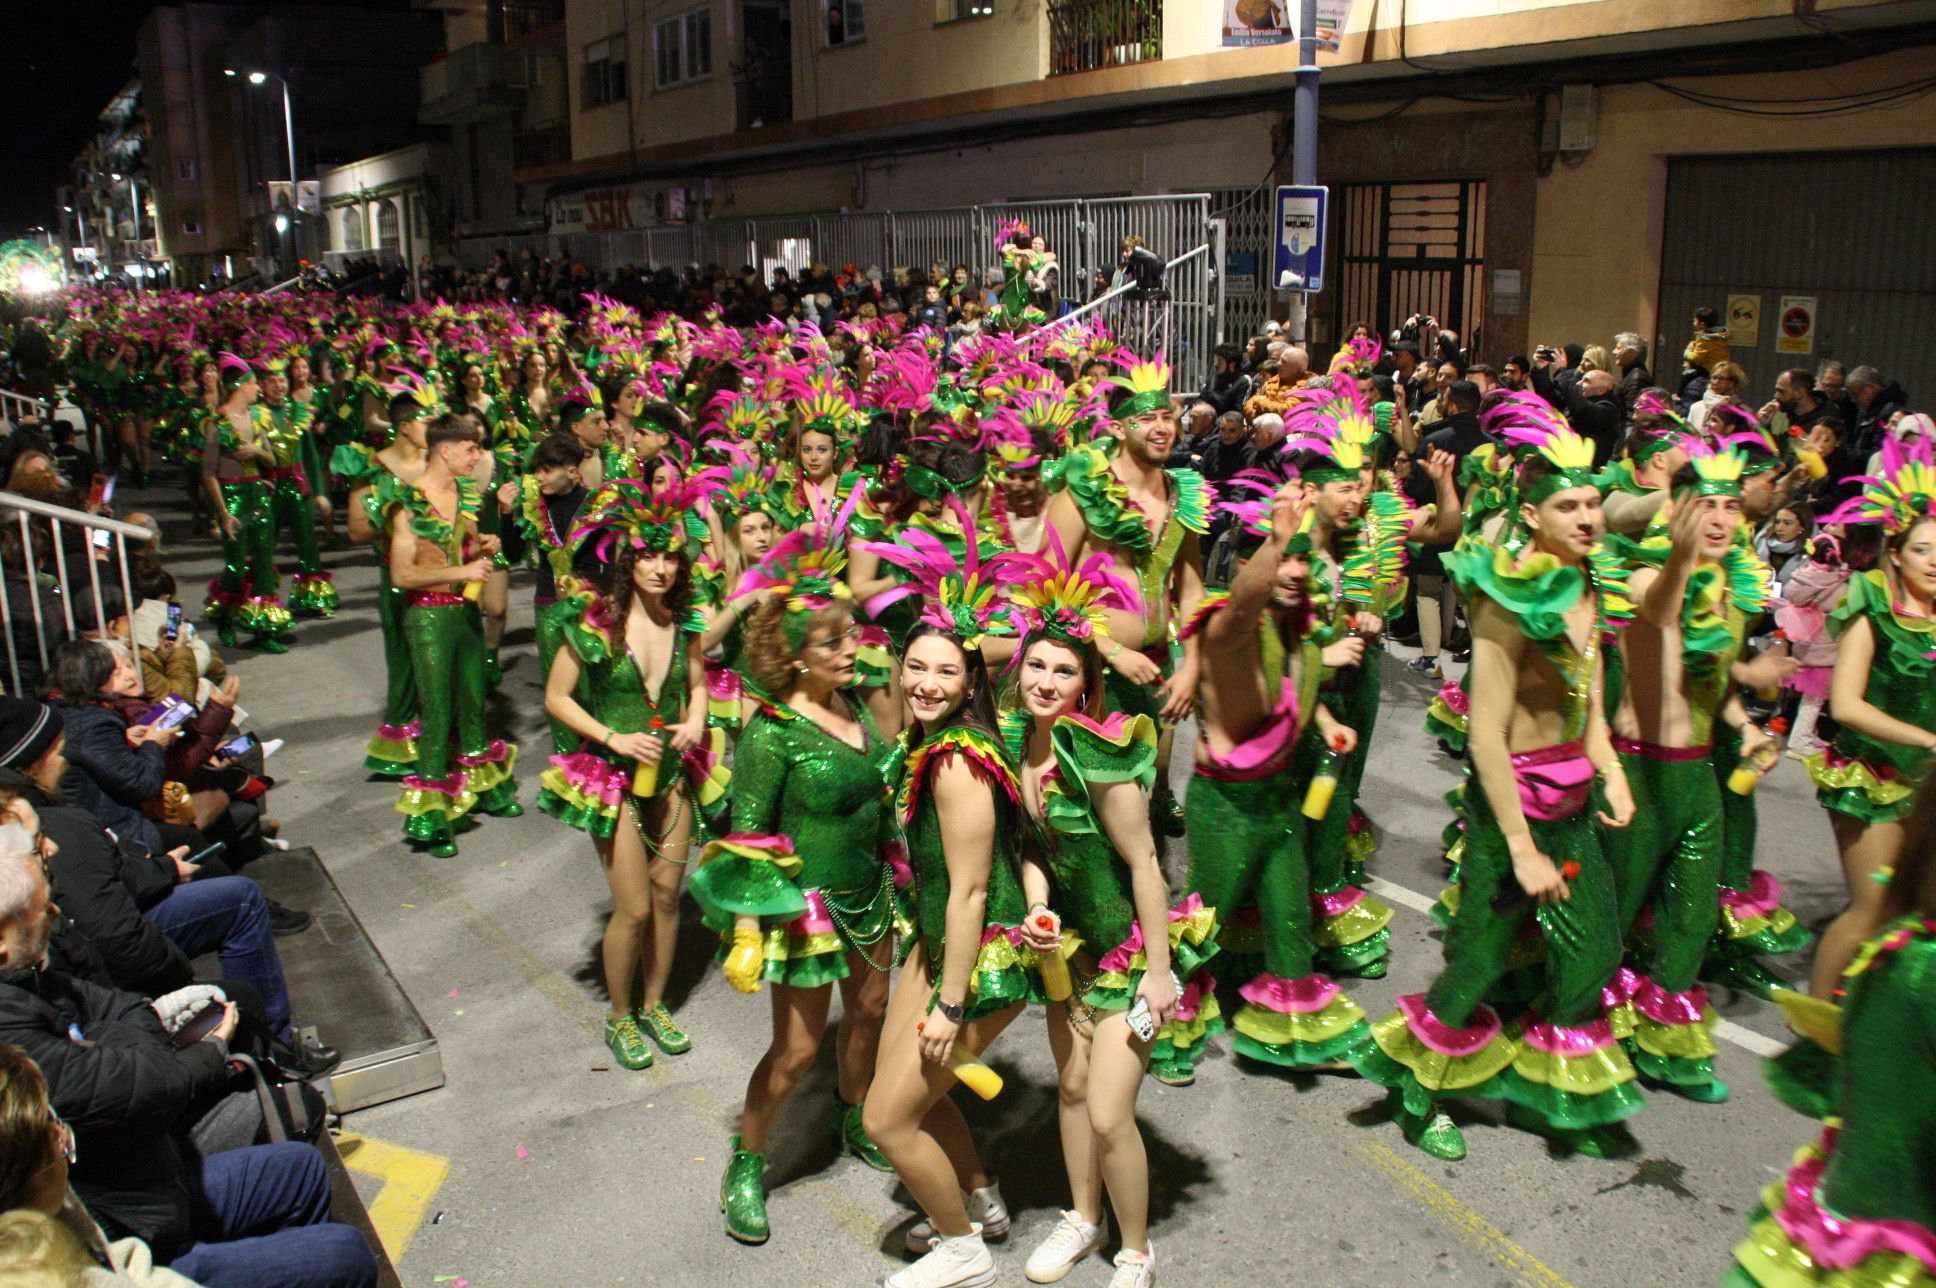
[171,497,1838,1288]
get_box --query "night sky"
[0,0,420,238]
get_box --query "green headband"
[905,463,972,502]
[1627,432,1681,464]
[1113,389,1169,420]
[1521,466,1599,504]
[1672,477,1741,500]
[1301,465,1360,486]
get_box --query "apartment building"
[499,0,1936,393]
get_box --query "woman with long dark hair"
[537,479,723,1070]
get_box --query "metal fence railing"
[450,194,1227,385]
[0,490,145,696]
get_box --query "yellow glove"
[723,926,764,994]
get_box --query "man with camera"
[1531,345,1623,466]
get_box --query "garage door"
[1657,148,1936,405]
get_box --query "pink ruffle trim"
[1786,665,1834,700]
[1436,679,1470,717]
[1601,964,1641,1011]
[1094,892,1207,973]
[706,664,743,700]
[374,721,422,742]
[1518,1016,1619,1057]
[1773,1130,1936,1272]
[1174,974,1213,1023]
[1238,972,1340,1015]
[1312,886,1368,919]
[1395,993,1502,1057]
[1720,869,1785,919]
[547,752,629,807]
[402,771,464,796]
[1630,976,1711,1027]
[458,740,510,768]
[783,889,837,938]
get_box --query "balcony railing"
[1047,0,1161,76]
[512,126,570,170]
[504,0,565,40]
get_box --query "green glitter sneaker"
[637,1003,692,1055]
[603,1015,653,1070]
[834,1098,893,1172]
[720,1136,769,1244]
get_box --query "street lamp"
[274,213,289,234]
[223,68,297,190]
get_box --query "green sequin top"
[899,726,1030,967]
[1059,444,1211,643]
[1829,570,1936,781]
[1001,709,1158,955]
[731,697,902,896]
[1823,916,1936,1229]
[560,600,704,797]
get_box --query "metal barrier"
[446,194,1226,382]
[0,490,145,696]
[1031,243,1216,386]
[0,390,47,428]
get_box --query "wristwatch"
[932,999,965,1024]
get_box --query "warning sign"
[1726,293,1760,348]
[1776,296,1816,356]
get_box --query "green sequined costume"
[1805,571,1936,825]
[1724,915,1936,1287]
[1168,593,1370,1075]
[263,398,337,616]
[203,408,292,644]
[334,446,419,776]
[535,597,730,839]
[898,726,1044,1021]
[1707,724,1811,965]
[509,475,593,755]
[384,477,519,850]
[1000,709,1217,1013]
[1355,541,1645,1135]
[690,696,907,989]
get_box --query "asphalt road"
[157,496,1843,1288]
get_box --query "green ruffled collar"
[1060,444,1211,557]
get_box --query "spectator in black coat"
[1532,354,1623,466]
[1613,332,1653,419]
[1195,342,1253,418]
[1846,366,1908,459]
[42,642,182,859]
[1403,381,1489,672]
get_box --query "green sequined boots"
[834,1097,892,1172]
[720,1136,769,1244]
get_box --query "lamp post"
[226,67,300,271]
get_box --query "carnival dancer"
[1042,359,1210,832]
[1723,781,1936,1288]
[537,478,727,1070]
[687,521,903,1245]
[1703,414,1812,997]
[1154,478,1373,1086]
[287,349,341,547]
[501,434,594,754]
[1355,412,1641,1160]
[859,526,1043,1288]
[338,386,434,779]
[1000,539,1213,1288]
[258,356,337,617]
[384,414,521,856]
[691,441,784,730]
[1600,438,1774,1105]
[201,353,293,653]
[1278,376,1458,976]
[1600,396,1692,536]
[556,384,611,492]
[1804,432,1936,998]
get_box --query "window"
[825,0,864,46]
[653,8,712,89]
[175,158,197,182]
[581,35,629,109]
[180,217,203,237]
[939,0,993,20]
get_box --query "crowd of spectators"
[0,417,369,1285]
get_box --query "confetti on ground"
[448,988,459,998]
[515,1147,530,1160]
[454,1010,465,1016]
[402,903,416,909]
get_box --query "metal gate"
[1657,148,1936,402]
[1210,186,1274,343]
[1335,180,1487,356]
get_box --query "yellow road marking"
[336,1132,451,1264]
[1343,1134,1579,1288]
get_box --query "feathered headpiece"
[691,443,782,529]
[217,351,256,393]
[1482,392,1597,502]
[1627,391,1690,463]
[1707,402,1782,473]
[708,391,780,447]
[1283,372,1375,483]
[556,377,605,428]
[1823,432,1936,535]
[1327,335,1384,377]
[784,365,865,439]
[1004,530,1141,653]
[857,502,1028,648]
[994,217,1031,249]
[1674,434,1748,499]
[736,519,855,651]
[1105,358,1172,422]
[571,476,705,563]
[1214,469,1312,555]
[381,364,444,422]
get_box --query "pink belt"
[1612,735,1711,762]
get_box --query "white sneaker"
[1107,1244,1155,1288]
[881,1231,995,1288]
[260,738,285,759]
[904,1183,1010,1254]
[1024,1210,1107,1284]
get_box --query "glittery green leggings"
[1601,750,1722,993]
[1183,772,1314,980]
[404,602,489,782]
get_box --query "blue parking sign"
[1273,185,1328,293]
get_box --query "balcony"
[504,0,565,41]
[1048,0,1160,76]
[512,126,570,170]
[421,43,526,125]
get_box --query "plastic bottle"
[1756,634,1789,702]
[1726,733,1782,795]
[949,1047,1004,1100]
[1793,446,1828,479]
[1032,911,1071,1002]
[631,719,666,796]
[1302,735,1348,820]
